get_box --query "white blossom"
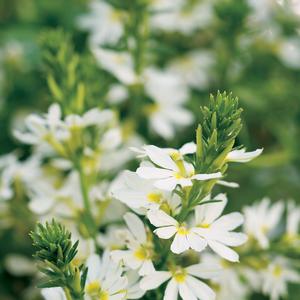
[136,145,222,191]
[243,198,284,248]
[193,194,247,262]
[85,251,127,300]
[140,263,220,300]
[78,1,124,46]
[111,213,155,276]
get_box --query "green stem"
[75,160,97,238]
[63,288,73,300]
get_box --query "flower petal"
[144,145,177,170]
[164,278,178,300]
[124,212,146,244]
[137,167,173,179]
[211,212,244,231]
[154,226,177,239]
[192,172,222,181]
[186,263,222,279]
[154,177,178,191]
[186,275,215,300]
[187,231,207,252]
[208,240,239,262]
[147,210,178,227]
[170,233,190,254]
[140,271,171,290]
[178,282,197,300]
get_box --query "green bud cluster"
[30,220,87,300]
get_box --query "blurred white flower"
[261,257,300,300]
[112,213,155,275]
[78,1,124,46]
[151,0,213,34]
[92,48,138,85]
[136,145,221,191]
[5,254,36,276]
[143,68,193,139]
[202,253,249,300]
[193,194,247,262]
[278,37,300,69]
[85,251,127,300]
[286,200,300,238]
[140,263,220,300]
[168,51,215,90]
[243,198,284,248]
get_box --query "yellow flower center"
[86,281,109,300]
[177,225,189,235]
[173,269,187,283]
[147,192,162,204]
[273,265,283,278]
[134,247,148,260]
[86,281,101,295]
[110,10,121,22]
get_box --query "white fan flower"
[143,68,193,139]
[78,1,124,46]
[136,145,222,191]
[226,148,263,163]
[261,257,300,300]
[192,194,248,262]
[147,209,208,254]
[85,251,127,300]
[140,263,220,300]
[150,0,213,34]
[92,48,138,85]
[286,200,300,239]
[111,213,155,276]
[201,253,249,300]
[111,170,180,213]
[13,103,66,145]
[243,198,284,249]
[168,51,215,90]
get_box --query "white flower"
[125,270,146,299]
[85,251,127,300]
[286,200,300,238]
[92,48,137,85]
[151,1,213,34]
[261,257,300,300]
[131,141,196,159]
[136,145,222,191]
[13,103,65,145]
[243,198,284,248]
[78,1,124,46]
[168,51,215,90]
[111,213,155,276]
[192,194,248,262]
[143,68,193,139]
[111,170,180,213]
[41,287,66,300]
[147,209,208,254]
[226,148,263,163]
[140,263,220,300]
[278,37,300,69]
[201,253,249,300]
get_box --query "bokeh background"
[0,0,299,299]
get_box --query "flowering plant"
[1,1,300,300]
